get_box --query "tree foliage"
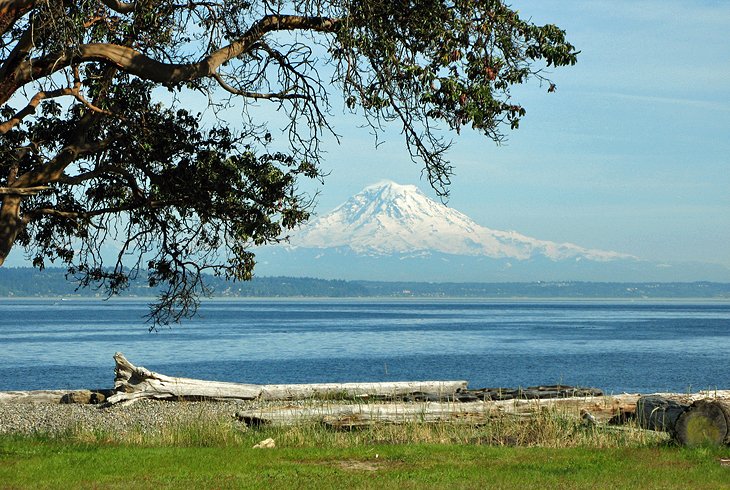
[0,0,577,324]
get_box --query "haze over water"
[1,298,728,394]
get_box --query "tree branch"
[0,0,34,37]
[13,138,114,187]
[8,14,340,104]
[0,65,113,134]
[0,19,37,95]
[58,163,146,202]
[211,72,305,100]
[0,185,49,195]
[0,86,75,134]
[23,199,180,224]
[56,164,128,185]
[0,195,21,266]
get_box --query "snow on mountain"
[288,180,635,262]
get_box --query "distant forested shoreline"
[1,267,729,299]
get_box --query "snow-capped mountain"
[289,180,634,262]
[254,181,729,281]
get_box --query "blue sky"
[300,1,730,268]
[4,1,726,271]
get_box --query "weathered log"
[0,390,72,404]
[107,352,469,405]
[234,394,620,428]
[637,395,690,433]
[233,392,730,429]
[236,401,493,428]
[675,399,730,446]
[0,389,112,404]
[235,401,513,428]
[108,352,266,405]
[259,381,469,401]
[460,386,604,401]
[60,390,112,404]
[637,395,730,446]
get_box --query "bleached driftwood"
[0,389,112,404]
[232,391,730,429]
[108,352,262,405]
[237,401,497,427]
[0,390,73,404]
[107,352,469,406]
[234,394,633,428]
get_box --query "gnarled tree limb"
[0,0,34,36]
[3,14,339,105]
[0,185,48,195]
[0,66,110,134]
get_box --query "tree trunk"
[108,352,469,405]
[0,195,21,266]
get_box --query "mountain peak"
[362,179,421,195]
[289,181,634,262]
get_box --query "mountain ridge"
[1,267,729,298]
[288,180,635,262]
[250,181,730,282]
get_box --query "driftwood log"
[637,395,689,433]
[234,396,626,428]
[0,390,84,404]
[638,395,730,446]
[0,388,114,404]
[108,352,468,405]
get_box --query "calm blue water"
[0,298,728,393]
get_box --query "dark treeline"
[1,267,729,299]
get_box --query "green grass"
[1,437,729,489]
[1,406,729,488]
[14,403,671,448]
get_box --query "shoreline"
[2,296,730,303]
[2,390,730,438]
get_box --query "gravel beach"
[0,399,257,436]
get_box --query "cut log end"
[675,400,730,447]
